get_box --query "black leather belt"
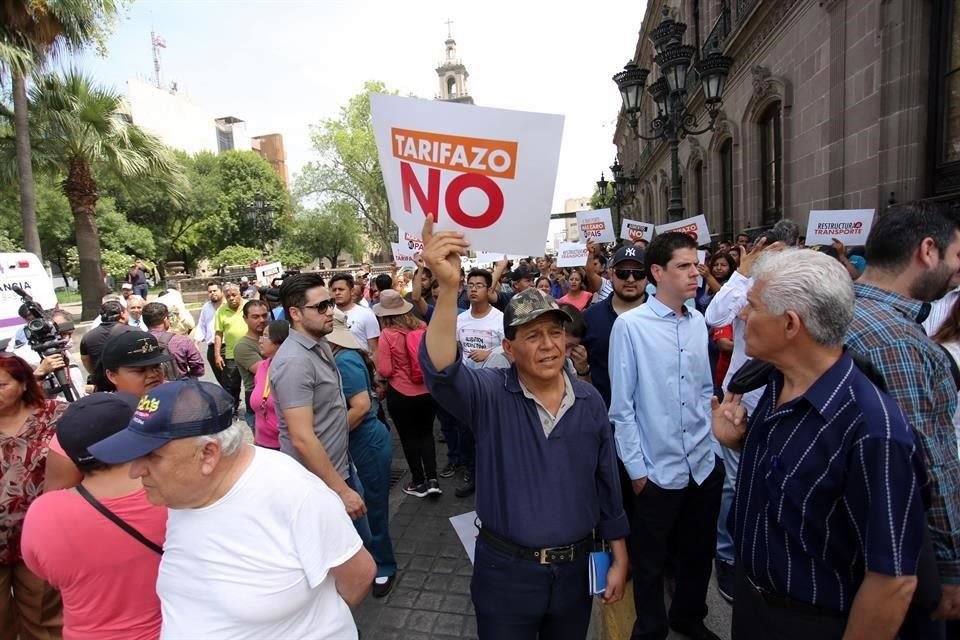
[477,527,592,565]
[744,572,846,619]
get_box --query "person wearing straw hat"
[372,290,440,499]
[327,308,398,599]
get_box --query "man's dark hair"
[329,272,355,289]
[374,273,393,293]
[558,303,587,339]
[467,268,493,288]
[645,232,698,287]
[736,232,751,241]
[421,266,433,278]
[206,281,221,289]
[243,299,268,317]
[593,254,608,269]
[99,300,124,323]
[865,201,960,270]
[280,273,327,320]
[141,302,169,328]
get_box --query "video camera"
[12,285,78,402]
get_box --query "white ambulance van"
[0,253,58,349]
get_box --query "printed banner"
[398,229,424,252]
[805,209,875,246]
[371,93,564,257]
[655,214,711,246]
[556,242,589,268]
[620,219,655,243]
[576,208,615,244]
[390,242,418,269]
[255,261,283,283]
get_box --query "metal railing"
[702,0,761,55]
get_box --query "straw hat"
[327,308,362,350]
[373,289,413,317]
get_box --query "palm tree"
[30,70,182,320]
[0,1,122,261]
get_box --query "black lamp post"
[613,7,732,220]
[245,191,276,241]
[597,159,639,238]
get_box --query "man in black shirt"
[79,301,135,373]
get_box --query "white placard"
[805,209,875,246]
[370,93,564,257]
[398,229,424,252]
[390,242,418,269]
[697,250,707,288]
[655,214,712,246]
[621,219,655,243]
[255,261,283,284]
[449,511,480,565]
[576,209,615,243]
[556,242,589,267]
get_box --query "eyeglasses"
[301,300,334,313]
[466,283,488,290]
[615,269,646,281]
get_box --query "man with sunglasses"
[269,274,367,523]
[582,246,648,409]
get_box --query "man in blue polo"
[419,218,629,639]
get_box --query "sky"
[68,0,647,212]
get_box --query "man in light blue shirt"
[609,231,724,640]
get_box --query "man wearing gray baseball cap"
[417,219,629,639]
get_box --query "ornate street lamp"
[613,7,733,220]
[245,191,276,240]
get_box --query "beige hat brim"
[327,327,362,350]
[373,300,413,317]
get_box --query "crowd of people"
[3,201,960,639]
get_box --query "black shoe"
[427,479,442,496]
[715,559,735,604]
[372,574,396,598]
[455,476,475,498]
[438,463,458,478]
[669,619,722,640]
[402,482,429,498]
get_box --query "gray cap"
[503,288,572,332]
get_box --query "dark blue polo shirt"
[732,352,927,612]
[582,295,618,408]
[420,342,629,548]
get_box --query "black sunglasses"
[301,300,334,313]
[615,269,645,281]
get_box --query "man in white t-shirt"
[329,273,380,358]
[89,380,376,640]
[457,268,505,369]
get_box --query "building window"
[759,103,783,226]
[943,0,960,164]
[447,76,457,98]
[932,0,960,198]
[720,140,734,240]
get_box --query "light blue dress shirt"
[609,295,718,489]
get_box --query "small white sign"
[371,93,564,257]
[655,214,711,246]
[697,250,707,288]
[390,242,418,269]
[621,219,655,243]
[398,229,424,252]
[576,208,615,244]
[449,511,480,565]
[805,209,875,246]
[556,242,590,267]
[255,261,283,284]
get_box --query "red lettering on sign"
[400,162,440,222]
[444,173,504,229]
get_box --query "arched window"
[447,76,457,98]
[759,103,783,226]
[719,140,734,240]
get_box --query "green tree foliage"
[590,182,616,210]
[211,245,261,269]
[268,246,310,269]
[0,229,21,251]
[287,201,364,268]
[296,80,396,254]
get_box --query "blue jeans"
[716,445,740,564]
[349,420,396,578]
[436,404,461,467]
[471,537,593,640]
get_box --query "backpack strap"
[75,484,163,555]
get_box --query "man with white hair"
[125,295,148,331]
[713,250,926,639]
[88,380,376,639]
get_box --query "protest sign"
[697,250,707,288]
[655,214,711,245]
[576,209,615,243]
[621,219,655,243]
[370,93,564,257]
[805,209,875,246]
[255,261,283,283]
[399,229,424,252]
[556,242,589,268]
[390,242,418,269]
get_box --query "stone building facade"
[614,0,957,241]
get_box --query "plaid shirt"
[846,282,960,582]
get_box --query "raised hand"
[711,393,748,450]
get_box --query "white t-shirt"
[457,306,505,368]
[344,305,380,353]
[157,447,363,640]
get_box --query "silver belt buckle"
[540,544,574,564]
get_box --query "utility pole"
[151,30,166,89]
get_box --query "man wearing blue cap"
[89,379,376,640]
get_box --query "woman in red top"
[0,354,66,639]
[558,268,592,311]
[373,290,439,498]
[250,320,289,450]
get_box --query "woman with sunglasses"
[250,320,290,450]
[0,354,66,638]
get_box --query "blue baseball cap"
[89,380,235,464]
